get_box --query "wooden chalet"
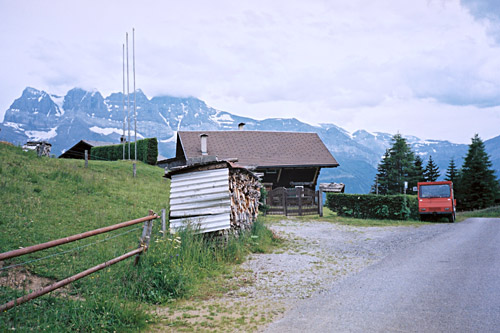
[159,129,339,191]
[59,140,115,159]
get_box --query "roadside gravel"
[233,218,453,326]
[152,218,453,331]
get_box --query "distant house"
[23,141,52,157]
[59,140,115,159]
[159,128,339,191]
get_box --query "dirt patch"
[0,265,82,301]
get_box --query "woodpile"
[228,168,261,234]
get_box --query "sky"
[1,0,500,144]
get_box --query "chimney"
[238,122,245,130]
[200,134,208,155]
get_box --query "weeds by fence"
[0,211,160,312]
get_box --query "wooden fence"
[0,211,161,312]
[266,187,320,216]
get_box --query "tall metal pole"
[122,43,126,160]
[126,32,131,160]
[133,28,137,163]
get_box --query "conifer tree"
[372,134,416,195]
[412,155,426,185]
[424,155,440,182]
[457,134,499,210]
[444,158,459,183]
[372,150,390,194]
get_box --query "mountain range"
[1,87,499,193]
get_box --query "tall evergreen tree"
[372,150,390,194]
[372,134,416,195]
[412,155,426,185]
[444,158,459,183]
[457,134,499,210]
[424,155,440,182]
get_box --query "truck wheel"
[448,213,455,223]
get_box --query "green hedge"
[326,193,419,220]
[90,138,158,165]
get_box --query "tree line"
[371,133,499,211]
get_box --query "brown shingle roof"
[177,131,339,168]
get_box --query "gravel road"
[238,219,453,303]
[264,218,500,332]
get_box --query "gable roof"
[176,131,339,168]
[59,140,115,159]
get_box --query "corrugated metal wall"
[169,168,231,233]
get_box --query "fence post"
[298,187,303,216]
[134,210,155,265]
[161,208,166,237]
[133,162,136,178]
[282,188,288,216]
[318,189,323,217]
[84,150,88,168]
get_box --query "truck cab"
[417,181,456,222]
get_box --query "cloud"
[0,0,499,143]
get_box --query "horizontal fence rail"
[0,248,144,312]
[0,211,160,312]
[0,214,158,261]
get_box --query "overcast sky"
[1,0,499,143]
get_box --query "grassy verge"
[0,144,280,331]
[457,205,500,220]
[262,207,429,227]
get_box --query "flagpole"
[122,43,126,160]
[133,28,137,163]
[126,32,131,160]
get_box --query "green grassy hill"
[0,143,167,331]
[0,143,278,332]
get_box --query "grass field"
[0,144,279,332]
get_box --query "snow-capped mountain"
[1,87,498,193]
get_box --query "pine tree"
[457,134,499,210]
[372,134,416,195]
[444,158,459,183]
[411,155,426,185]
[424,155,440,182]
[372,150,390,194]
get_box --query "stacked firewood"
[228,168,261,234]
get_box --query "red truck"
[417,181,456,222]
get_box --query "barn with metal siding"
[166,160,260,235]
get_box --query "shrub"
[326,193,418,220]
[123,218,279,304]
[259,187,270,215]
[90,138,158,165]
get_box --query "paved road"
[266,218,500,332]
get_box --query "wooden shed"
[165,160,260,235]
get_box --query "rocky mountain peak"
[0,86,498,193]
